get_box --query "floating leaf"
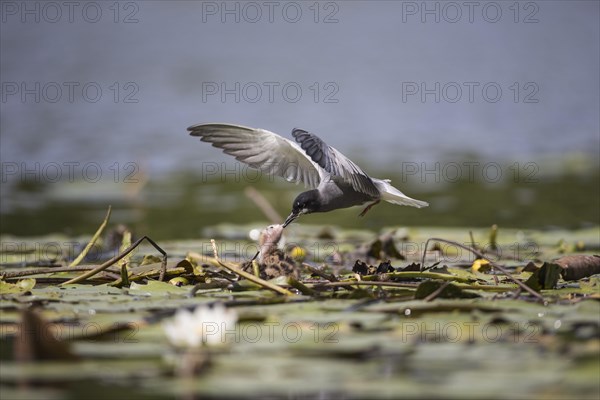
[415,281,480,299]
[169,277,189,287]
[130,259,194,279]
[471,259,491,273]
[376,261,395,273]
[554,255,600,281]
[0,278,36,295]
[525,262,562,290]
[522,262,539,272]
[129,281,189,296]
[140,254,163,266]
[402,262,423,272]
[351,260,395,276]
[352,260,370,275]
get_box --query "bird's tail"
[374,179,429,208]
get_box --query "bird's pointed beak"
[282,212,299,228]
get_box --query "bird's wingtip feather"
[188,122,250,132]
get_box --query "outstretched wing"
[292,128,379,197]
[188,123,323,188]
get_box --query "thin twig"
[252,260,261,277]
[420,237,544,301]
[210,239,293,296]
[1,265,121,279]
[469,230,477,250]
[302,263,338,282]
[69,206,112,267]
[361,271,472,283]
[61,236,166,285]
[489,224,498,251]
[119,264,130,287]
[287,277,315,295]
[188,280,232,297]
[313,281,419,290]
[185,251,238,273]
[0,261,60,268]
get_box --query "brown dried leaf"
[554,255,600,281]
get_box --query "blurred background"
[1,1,598,239]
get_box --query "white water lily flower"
[163,303,238,347]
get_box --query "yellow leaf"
[471,259,491,272]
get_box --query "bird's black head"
[292,190,320,215]
[283,190,320,227]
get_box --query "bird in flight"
[188,123,428,227]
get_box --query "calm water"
[1,1,598,172]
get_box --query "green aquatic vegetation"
[1,224,599,399]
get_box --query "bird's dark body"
[315,180,375,212]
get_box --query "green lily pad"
[415,281,481,299]
[128,281,190,296]
[0,278,36,294]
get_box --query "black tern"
[188,123,428,227]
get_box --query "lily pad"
[0,278,36,294]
